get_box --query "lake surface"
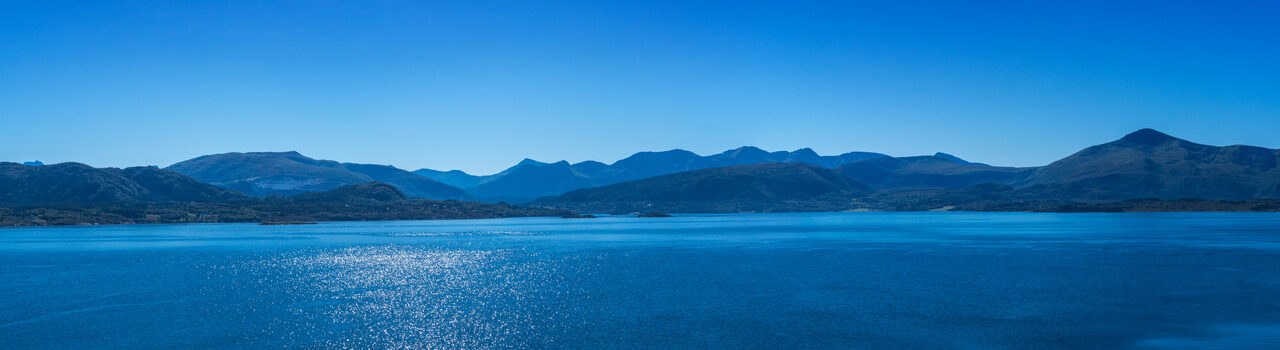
[2,212,1280,349]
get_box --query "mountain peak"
[517,158,546,166]
[932,152,970,164]
[793,148,820,157]
[244,151,305,157]
[501,158,548,171]
[1118,128,1177,146]
[492,158,551,177]
[613,149,700,166]
[719,146,769,159]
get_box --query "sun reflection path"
[247,245,582,349]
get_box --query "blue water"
[2,212,1280,349]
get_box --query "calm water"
[2,212,1280,349]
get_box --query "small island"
[637,212,672,218]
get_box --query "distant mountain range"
[4,128,1278,221]
[534,129,1280,213]
[416,147,888,202]
[165,151,469,200]
[535,163,873,213]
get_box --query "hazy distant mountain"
[0,162,248,206]
[532,163,873,213]
[468,161,596,202]
[417,147,889,202]
[412,158,550,190]
[166,152,468,200]
[338,163,470,200]
[413,169,488,189]
[838,155,1032,189]
[21,161,43,166]
[1020,128,1280,200]
[598,149,706,183]
[597,146,886,183]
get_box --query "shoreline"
[4,206,1279,228]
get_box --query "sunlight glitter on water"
[249,246,574,349]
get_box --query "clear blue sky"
[3,1,1278,174]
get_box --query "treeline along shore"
[0,180,568,227]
